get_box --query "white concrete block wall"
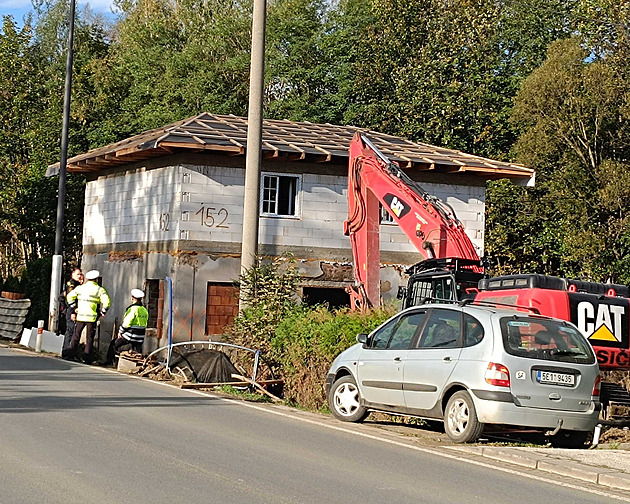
[84,164,486,258]
[429,183,486,255]
[83,166,181,245]
[180,165,245,242]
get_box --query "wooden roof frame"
[46,112,535,183]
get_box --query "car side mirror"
[397,286,407,300]
[356,333,368,345]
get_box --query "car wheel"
[549,430,589,449]
[444,390,484,443]
[329,375,369,422]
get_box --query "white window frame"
[260,172,302,218]
[380,204,396,224]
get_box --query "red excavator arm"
[344,133,481,309]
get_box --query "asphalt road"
[0,346,623,504]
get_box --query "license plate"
[536,371,575,386]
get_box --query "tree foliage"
[487,33,630,283]
[4,0,630,307]
[343,0,576,158]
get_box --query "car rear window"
[500,317,595,364]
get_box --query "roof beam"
[158,141,244,154]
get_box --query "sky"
[0,0,118,23]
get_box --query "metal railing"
[145,340,261,384]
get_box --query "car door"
[357,310,427,408]
[403,308,463,412]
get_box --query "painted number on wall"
[159,213,170,231]
[195,207,229,228]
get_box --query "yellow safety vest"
[66,280,111,323]
[119,303,149,343]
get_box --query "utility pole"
[240,0,267,310]
[48,0,76,332]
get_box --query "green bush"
[2,275,22,293]
[227,255,300,367]
[20,258,52,328]
[271,305,397,410]
[226,256,398,410]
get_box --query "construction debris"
[231,373,283,402]
[116,345,284,402]
[180,379,283,389]
[168,348,240,383]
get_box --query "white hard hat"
[85,270,100,280]
[131,288,145,299]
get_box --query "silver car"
[326,303,601,447]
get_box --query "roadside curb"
[448,446,630,491]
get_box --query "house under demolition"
[47,113,534,352]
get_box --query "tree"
[342,0,576,159]
[0,16,50,277]
[0,4,107,281]
[487,36,630,282]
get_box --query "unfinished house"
[47,113,534,351]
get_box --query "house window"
[302,287,350,309]
[261,173,300,217]
[380,204,395,224]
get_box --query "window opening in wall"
[302,287,350,309]
[380,204,395,224]
[261,173,300,217]
[206,282,240,335]
[144,279,161,329]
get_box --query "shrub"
[271,304,397,410]
[227,255,300,359]
[226,255,398,410]
[20,258,52,328]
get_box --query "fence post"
[35,320,44,352]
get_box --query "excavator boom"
[344,133,480,309]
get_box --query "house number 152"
[195,207,229,228]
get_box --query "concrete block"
[455,210,480,222]
[387,234,411,244]
[226,231,242,243]
[317,174,340,185]
[117,356,140,374]
[283,227,309,238]
[20,327,63,355]
[19,327,32,347]
[321,237,347,249]
[462,220,483,231]
[480,448,541,469]
[278,236,304,246]
[314,211,339,222]
[307,228,334,239]
[308,185,337,195]
[598,471,630,491]
[304,217,338,229]
[537,459,602,483]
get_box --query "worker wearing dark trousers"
[64,269,111,364]
[60,268,83,354]
[104,289,149,366]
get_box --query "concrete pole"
[49,0,76,332]
[239,0,267,310]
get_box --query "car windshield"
[500,317,595,364]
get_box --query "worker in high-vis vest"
[104,288,149,366]
[64,269,111,363]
